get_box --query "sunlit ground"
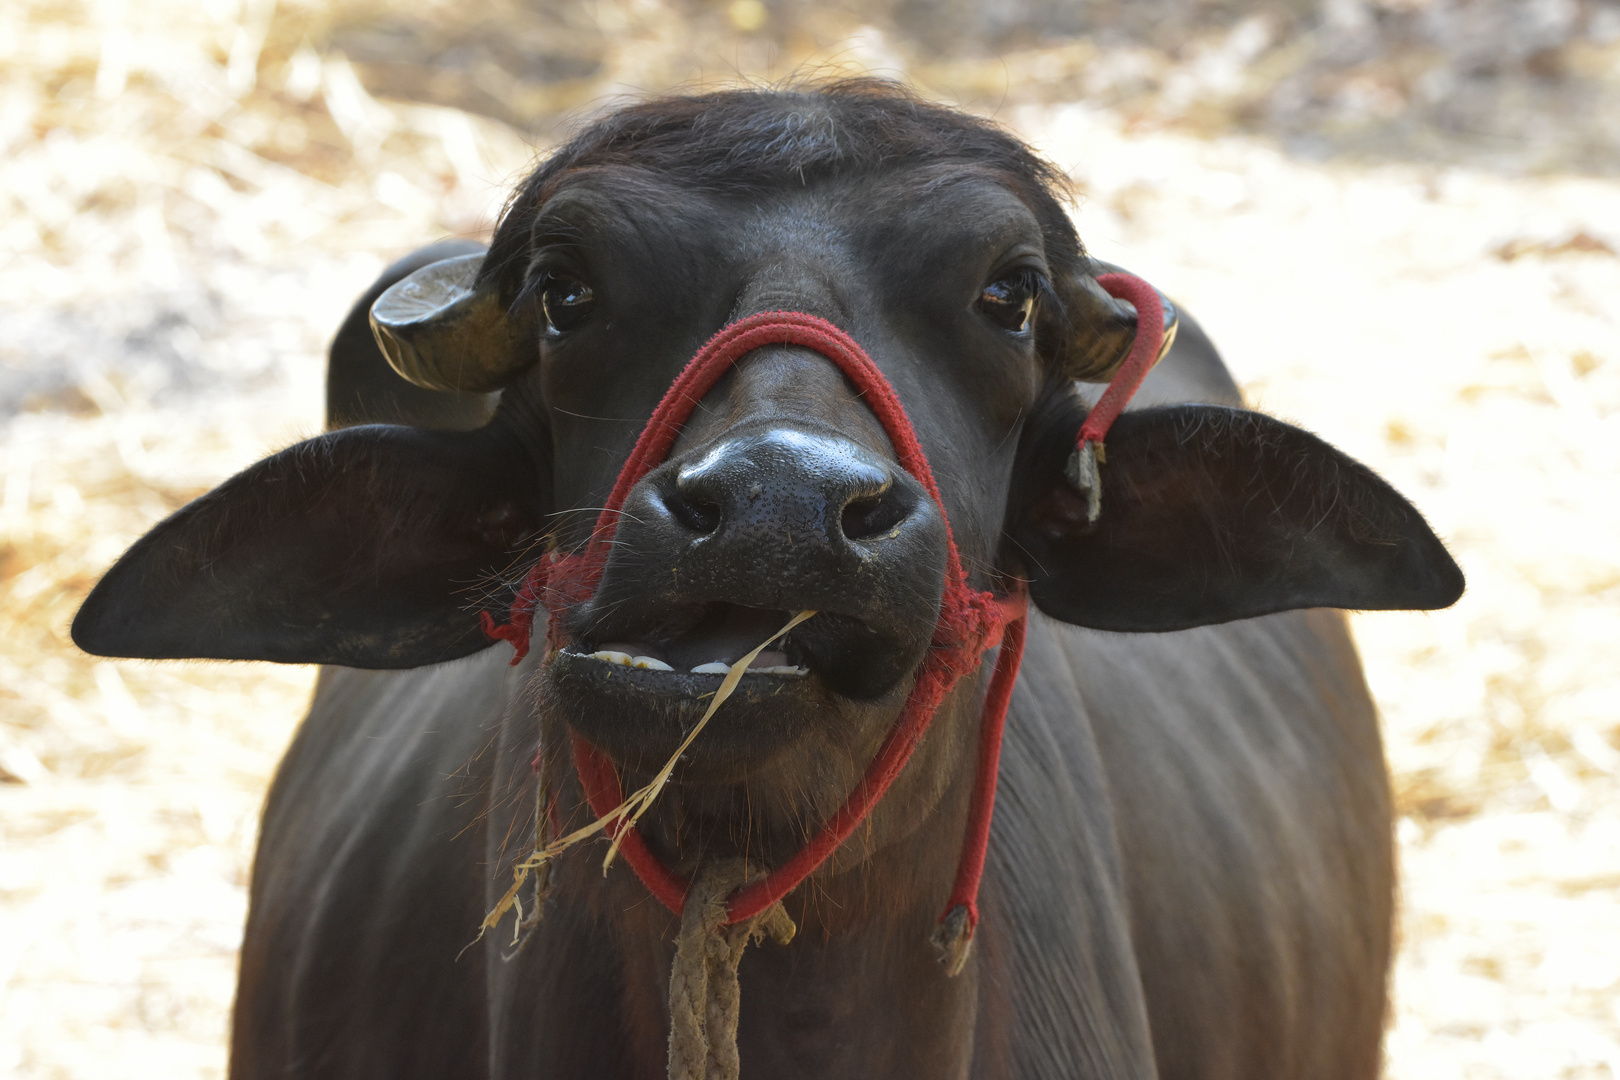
[2,2,1617,1077]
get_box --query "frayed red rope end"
[931,903,978,977]
[480,609,531,665]
[481,560,554,665]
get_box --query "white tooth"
[588,650,634,666]
[690,662,732,675]
[631,656,673,671]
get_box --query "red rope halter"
[481,272,1163,950]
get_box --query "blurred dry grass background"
[1,0,1617,1076]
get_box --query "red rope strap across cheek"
[482,277,1163,956]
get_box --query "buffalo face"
[495,167,1062,778]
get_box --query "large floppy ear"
[1004,389,1464,631]
[72,425,546,668]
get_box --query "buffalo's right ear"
[72,425,545,668]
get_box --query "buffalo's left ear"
[1004,393,1464,631]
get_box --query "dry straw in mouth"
[479,610,816,942]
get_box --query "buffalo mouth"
[546,601,924,780]
[563,602,814,678]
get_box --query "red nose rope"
[480,273,1164,966]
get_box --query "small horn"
[1058,260,1180,382]
[370,253,535,392]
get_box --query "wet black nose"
[664,429,920,548]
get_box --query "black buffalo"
[74,81,1462,1079]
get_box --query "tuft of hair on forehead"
[480,78,1084,300]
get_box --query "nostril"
[840,487,915,542]
[663,486,722,535]
[840,496,882,540]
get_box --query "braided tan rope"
[667,859,796,1080]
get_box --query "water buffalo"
[73,80,1462,1079]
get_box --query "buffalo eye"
[977,270,1041,334]
[540,274,595,334]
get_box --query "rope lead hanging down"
[667,860,796,1080]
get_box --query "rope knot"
[932,587,1001,658]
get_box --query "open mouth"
[566,649,808,677]
[559,603,813,681]
[548,603,840,777]
[548,595,931,780]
